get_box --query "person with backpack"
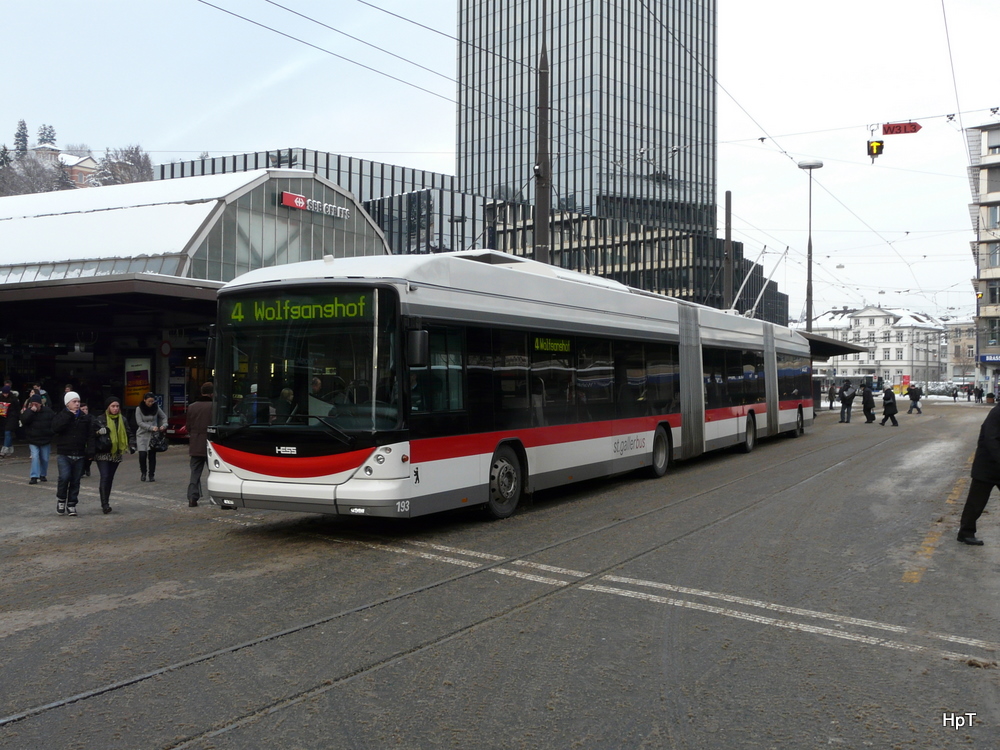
[838,380,857,424]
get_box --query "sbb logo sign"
[280,191,307,209]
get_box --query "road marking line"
[580,583,980,663]
[333,537,1000,660]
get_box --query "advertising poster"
[125,358,151,407]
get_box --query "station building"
[0,168,389,417]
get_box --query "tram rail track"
[0,422,963,747]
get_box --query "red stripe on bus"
[410,414,682,463]
[213,443,375,478]
[704,401,811,422]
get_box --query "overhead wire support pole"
[533,0,551,265]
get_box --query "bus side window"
[411,328,464,413]
[494,330,530,430]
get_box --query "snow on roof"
[0,169,271,221]
[0,170,281,266]
[57,153,96,168]
[809,306,945,330]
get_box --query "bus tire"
[739,415,756,454]
[486,445,522,519]
[785,407,805,438]
[645,425,670,478]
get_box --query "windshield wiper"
[315,417,356,447]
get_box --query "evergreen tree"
[37,124,56,146]
[54,160,75,191]
[0,144,10,169]
[95,145,154,185]
[13,120,28,158]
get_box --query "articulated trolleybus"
[206,251,812,519]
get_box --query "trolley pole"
[724,191,734,309]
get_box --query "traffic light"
[867,139,885,158]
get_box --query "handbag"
[93,429,112,454]
[149,430,169,453]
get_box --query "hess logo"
[275,446,297,455]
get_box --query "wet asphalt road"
[1,401,999,749]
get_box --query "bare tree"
[94,145,154,185]
[0,154,60,196]
[63,143,93,158]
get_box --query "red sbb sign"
[882,122,922,135]
[279,191,351,219]
[280,191,307,209]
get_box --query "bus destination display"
[221,293,371,325]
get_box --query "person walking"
[879,387,899,427]
[957,401,1000,545]
[0,384,20,458]
[861,383,876,423]
[838,380,857,423]
[20,394,55,484]
[51,391,92,516]
[828,383,837,411]
[906,384,923,414]
[135,392,167,482]
[92,396,135,514]
[186,383,213,507]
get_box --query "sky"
[3,0,997,323]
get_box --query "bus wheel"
[646,425,670,478]
[486,445,522,519]
[786,407,805,438]
[739,415,757,454]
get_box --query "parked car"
[166,414,188,441]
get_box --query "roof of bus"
[222,251,808,351]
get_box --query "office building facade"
[457,0,716,234]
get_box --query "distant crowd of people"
[0,379,212,516]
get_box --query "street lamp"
[798,158,823,332]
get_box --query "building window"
[869,318,875,326]
[988,243,1000,267]
[883,349,890,360]
[989,320,1000,346]
[989,281,1000,305]
[968,345,976,358]
[867,332,875,342]
[989,205,1000,230]
[882,331,890,342]
[852,332,860,342]
[896,332,903,342]
[896,348,903,360]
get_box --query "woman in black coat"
[880,387,899,427]
[92,396,135,514]
[20,395,55,483]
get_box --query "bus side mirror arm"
[206,324,217,374]
[408,330,429,368]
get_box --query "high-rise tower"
[456,0,717,234]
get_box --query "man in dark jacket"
[186,382,214,507]
[838,380,857,423]
[51,391,92,516]
[906,384,923,414]
[957,402,1000,545]
[20,394,55,484]
[861,384,876,423]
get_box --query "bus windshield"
[215,287,400,434]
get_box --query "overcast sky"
[4,0,997,321]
